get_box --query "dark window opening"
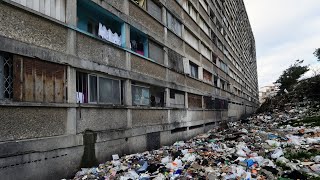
[171,127,187,134]
[189,62,198,79]
[189,124,203,130]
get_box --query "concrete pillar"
[185,92,188,108]
[165,88,170,107]
[124,80,132,106]
[67,66,77,103]
[121,23,131,49]
[66,0,77,55]
[163,47,168,66]
[0,56,3,100]
[162,6,167,26]
[198,66,203,80]
[123,0,129,15]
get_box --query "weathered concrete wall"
[0,107,67,141]
[0,3,67,53]
[76,108,128,133]
[131,54,167,80]
[76,34,127,69]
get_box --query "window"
[170,89,185,108]
[199,17,210,35]
[214,76,218,87]
[219,60,228,73]
[77,0,123,46]
[220,80,225,90]
[204,96,214,109]
[76,72,121,104]
[147,0,162,21]
[203,69,212,83]
[149,41,164,64]
[132,83,165,107]
[167,11,182,37]
[200,43,211,60]
[12,0,66,22]
[130,27,148,57]
[185,29,198,50]
[0,52,13,100]
[188,93,202,108]
[189,62,198,79]
[188,3,197,21]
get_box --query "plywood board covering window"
[13,55,66,103]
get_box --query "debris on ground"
[67,103,320,180]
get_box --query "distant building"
[0,0,258,178]
[259,84,280,104]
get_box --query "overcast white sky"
[243,0,320,89]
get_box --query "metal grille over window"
[0,53,13,100]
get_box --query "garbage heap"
[70,106,320,180]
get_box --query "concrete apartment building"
[0,0,258,179]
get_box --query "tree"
[275,60,309,94]
[314,48,320,61]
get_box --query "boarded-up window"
[203,69,212,83]
[147,0,162,22]
[13,56,66,103]
[11,0,66,22]
[149,41,164,65]
[167,11,182,37]
[168,48,184,73]
[188,93,202,108]
[170,89,185,108]
[185,29,198,50]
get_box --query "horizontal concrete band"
[0,117,221,158]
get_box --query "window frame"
[86,73,122,105]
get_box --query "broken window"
[132,82,165,107]
[167,11,182,37]
[170,89,185,108]
[76,72,121,104]
[0,52,13,100]
[188,93,202,109]
[130,27,148,57]
[220,79,226,90]
[149,40,164,64]
[203,70,212,83]
[189,62,199,79]
[77,0,123,46]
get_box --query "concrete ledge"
[0,135,83,158]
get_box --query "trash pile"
[69,105,320,180]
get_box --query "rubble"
[67,104,320,180]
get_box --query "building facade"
[0,0,258,179]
